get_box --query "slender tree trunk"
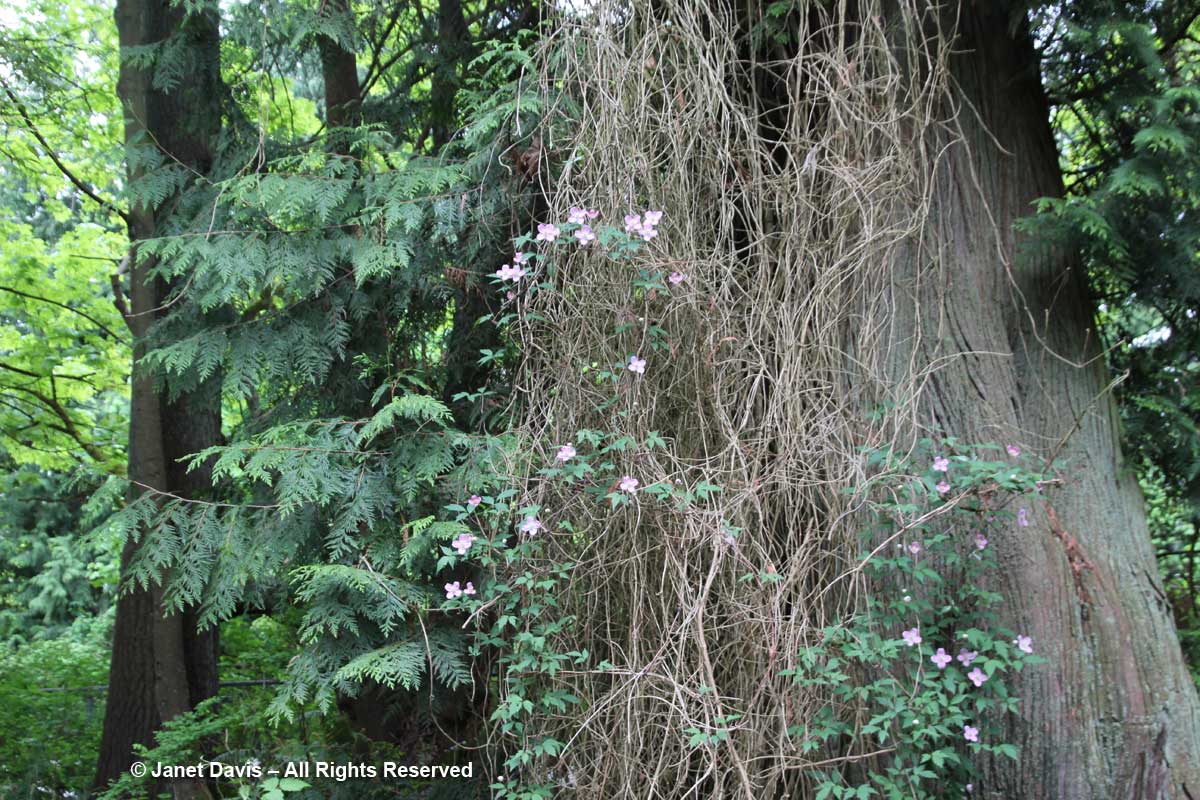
[894,4,1200,796]
[94,1,222,797]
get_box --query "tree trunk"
[899,5,1200,796]
[94,1,222,797]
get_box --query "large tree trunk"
[94,1,222,797]
[903,5,1200,796]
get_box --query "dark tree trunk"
[894,4,1200,796]
[319,0,360,130]
[94,0,223,796]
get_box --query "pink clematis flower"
[963,725,979,743]
[519,517,543,536]
[568,207,588,224]
[643,210,663,226]
[1007,444,1021,458]
[967,667,988,687]
[669,271,687,285]
[494,265,516,281]
[574,225,596,246]
[444,581,463,599]
[1018,507,1030,527]
[467,495,482,508]
[902,627,922,647]
[464,581,476,596]
[1014,635,1033,654]
[451,533,476,556]
[933,456,950,472]
[513,252,531,264]
[628,355,647,375]
[619,476,639,493]
[931,648,952,669]
[957,648,978,667]
[556,444,577,462]
[974,533,988,550]
[908,541,922,556]
[536,223,560,242]
[936,481,951,495]
[623,213,642,233]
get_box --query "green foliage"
[784,439,1044,798]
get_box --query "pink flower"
[568,207,588,224]
[936,481,951,495]
[1007,444,1021,458]
[467,495,482,508]
[556,444,577,462]
[967,667,988,687]
[974,533,988,550]
[628,355,647,375]
[668,271,686,285]
[451,533,476,556]
[586,208,600,219]
[1014,635,1033,654]
[513,252,531,264]
[464,581,477,596]
[901,627,922,647]
[494,264,526,282]
[506,290,516,301]
[931,648,952,669]
[957,648,978,667]
[619,475,639,493]
[1018,507,1030,527]
[444,581,463,599]
[643,209,663,226]
[574,225,596,246]
[963,725,979,743]
[638,224,658,242]
[536,223,560,242]
[519,517,543,535]
[932,456,950,472]
[623,213,642,233]
[908,541,922,556]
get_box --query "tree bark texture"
[893,4,1200,797]
[94,0,222,797]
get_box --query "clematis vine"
[628,355,647,375]
[623,213,642,233]
[513,251,531,264]
[931,648,952,669]
[957,648,978,667]
[619,476,639,493]
[464,581,476,596]
[451,533,476,556]
[520,517,543,536]
[494,264,526,282]
[556,444,577,462]
[467,495,482,509]
[574,225,596,246]
[936,480,951,495]
[444,581,463,599]
[932,456,950,472]
[1014,635,1034,654]
[536,223,560,242]
[1007,444,1021,458]
[908,541,922,556]
[668,271,686,285]
[963,725,979,743]
[902,627,922,647]
[974,532,988,550]
[967,667,988,687]
[1018,507,1030,527]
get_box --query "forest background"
[1,0,1199,798]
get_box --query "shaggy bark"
[898,5,1200,796]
